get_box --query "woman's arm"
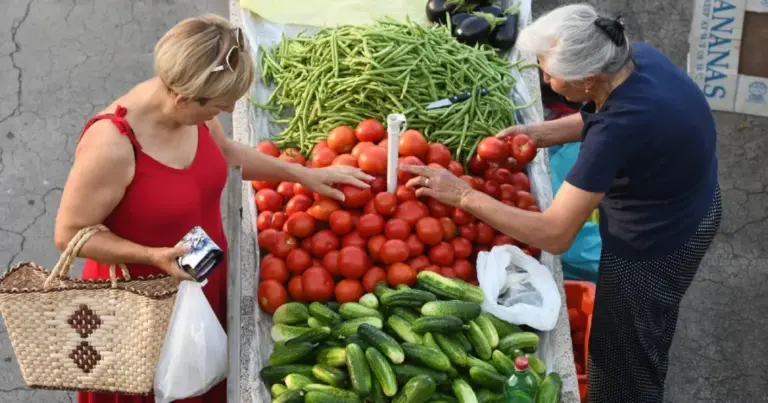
[498,113,584,148]
[54,121,191,279]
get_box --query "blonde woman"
[55,15,372,403]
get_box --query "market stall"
[228,0,580,401]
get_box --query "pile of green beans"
[255,18,528,161]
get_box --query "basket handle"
[43,225,131,290]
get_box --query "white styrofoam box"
[734,75,768,117]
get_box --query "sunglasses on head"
[211,27,245,73]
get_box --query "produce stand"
[227,1,580,401]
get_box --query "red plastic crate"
[564,281,596,402]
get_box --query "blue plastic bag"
[549,143,601,283]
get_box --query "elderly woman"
[55,15,372,403]
[402,4,721,403]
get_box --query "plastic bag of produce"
[153,281,227,403]
[476,245,561,331]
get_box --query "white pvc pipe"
[386,114,407,193]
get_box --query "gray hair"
[517,4,631,81]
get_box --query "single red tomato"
[270,212,287,231]
[356,119,386,143]
[340,185,373,209]
[362,267,387,293]
[458,223,477,242]
[367,235,387,262]
[516,190,536,209]
[500,184,519,204]
[439,217,458,241]
[398,156,424,183]
[272,232,297,258]
[452,259,474,281]
[387,262,417,286]
[279,148,306,165]
[293,182,314,197]
[409,256,431,272]
[260,255,288,283]
[285,212,316,238]
[310,230,340,257]
[476,222,495,245]
[384,218,411,240]
[429,242,455,266]
[335,279,365,303]
[285,248,311,275]
[357,213,385,237]
[258,228,279,250]
[483,180,501,199]
[363,199,377,215]
[447,160,464,176]
[477,137,509,162]
[421,265,442,274]
[312,148,338,168]
[395,185,417,202]
[394,200,429,227]
[328,125,357,153]
[493,234,516,247]
[380,239,409,264]
[426,143,451,167]
[329,210,354,235]
[358,146,387,174]
[510,134,538,165]
[398,130,429,158]
[483,167,499,182]
[352,141,375,159]
[405,234,425,257]
[256,189,283,212]
[308,198,341,221]
[257,211,274,231]
[337,246,370,279]
[341,231,367,249]
[287,276,305,301]
[322,250,340,276]
[369,175,386,194]
[491,168,513,185]
[258,280,288,313]
[427,198,453,218]
[333,154,358,167]
[301,267,335,302]
[311,141,329,158]
[450,237,473,259]
[467,154,489,175]
[276,182,295,199]
[452,208,475,225]
[415,217,443,246]
[511,172,531,192]
[256,141,280,157]
[441,267,458,278]
[374,192,398,216]
[252,180,278,191]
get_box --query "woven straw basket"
[0,225,180,395]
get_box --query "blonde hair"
[154,14,254,105]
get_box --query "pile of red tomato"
[254,119,541,313]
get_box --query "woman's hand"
[300,165,375,201]
[147,245,195,281]
[497,124,540,145]
[400,164,475,208]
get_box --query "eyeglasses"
[211,27,245,73]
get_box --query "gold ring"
[424,178,430,187]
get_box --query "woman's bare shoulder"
[74,119,135,185]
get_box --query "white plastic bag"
[476,245,562,331]
[154,281,227,403]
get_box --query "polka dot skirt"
[587,187,722,403]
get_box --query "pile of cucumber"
[261,271,562,403]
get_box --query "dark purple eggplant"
[464,0,493,5]
[474,4,503,17]
[450,12,472,35]
[426,0,462,24]
[455,16,491,46]
[489,13,519,51]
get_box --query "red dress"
[77,106,228,403]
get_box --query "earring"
[585,88,590,93]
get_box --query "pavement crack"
[0,0,33,126]
[5,187,62,268]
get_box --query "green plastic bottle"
[504,356,540,402]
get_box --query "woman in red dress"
[54,15,372,403]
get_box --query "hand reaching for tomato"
[400,164,474,208]
[301,165,375,202]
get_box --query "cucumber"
[271,324,313,342]
[359,293,379,310]
[260,364,314,384]
[268,341,316,366]
[429,393,459,403]
[476,389,504,403]
[273,302,309,325]
[416,272,484,304]
[392,364,449,385]
[498,332,540,355]
[304,391,361,403]
[466,355,499,374]
[312,364,347,388]
[479,312,522,338]
[454,332,473,352]
[423,332,440,350]
[535,372,562,403]
[491,350,515,376]
[345,343,372,396]
[466,321,493,360]
[474,314,499,348]
[469,366,507,393]
[340,302,383,320]
[344,334,371,350]
[393,374,437,403]
[272,387,304,403]
[270,383,288,398]
[392,307,421,324]
[420,300,481,322]
[309,302,342,325]
[526,353,547,377]
[451,378,479,403]
[380,288,438,307]
[371,377,388,403]
[366,347,398,397]
[412,316,465,334]
[396,284,411,290]
[374,282,395,298]
[285,326,331,345]
[316,346,347,367]
[358,323,405,364]
[333,317,383,338]
[307,317,325,328]
[284,373,315,389]
[434,333,468,367]
[303,385,362,402]
[401,343,452,372]
[325,301,341,311]
[388,314,424,344]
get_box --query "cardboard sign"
[688,0,768,117]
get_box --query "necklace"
[595,62,635,111]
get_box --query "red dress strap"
[80,105,142,150]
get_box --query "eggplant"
[474,4,503,17]
[489,13,519,51]
[450,12,472,35]
[455,16,491,46]
[426,0,460,24]
[465,0,493,5]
